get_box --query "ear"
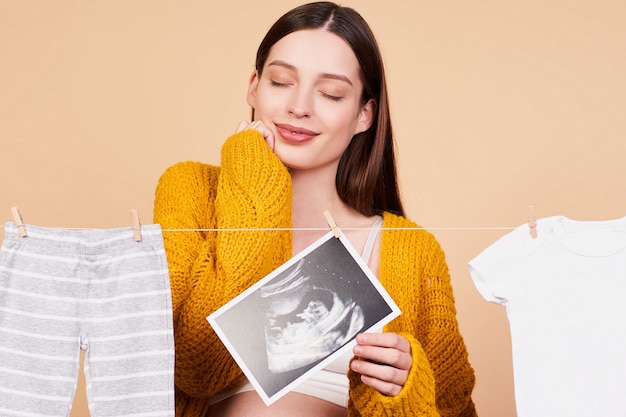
[246,70,260,109]
[354,98,376,135]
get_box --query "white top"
[211,216,384,407]
[469,215,626,417]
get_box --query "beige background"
[1,1,625,416]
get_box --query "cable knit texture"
[153,130,477,417]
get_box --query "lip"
[275,123,320,144]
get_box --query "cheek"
[322,106,360,137]
[313,95,361,125]
[252,88,282,117]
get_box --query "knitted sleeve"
[347,212,476,417]
[153,130,292,402]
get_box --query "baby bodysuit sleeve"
[468,225,528,306]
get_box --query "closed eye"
[320,91,343,101]
[270,80,291,87]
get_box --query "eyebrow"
[267,60,354,86]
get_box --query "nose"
[287,87,312,118]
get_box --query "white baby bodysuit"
[469,216,626,417]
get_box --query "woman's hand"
[236,120,275,151]
[350,332,412,396]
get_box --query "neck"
[290,168,357,229]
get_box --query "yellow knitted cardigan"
[153,130,477,417]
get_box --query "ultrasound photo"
[207,230,401,405]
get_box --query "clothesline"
[0,225,517,232]
[1,206,535,234]
[164,227,516,232]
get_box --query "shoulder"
[381,211,448,280]
[382,211,441,249]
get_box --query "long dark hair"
[255,2,404,217]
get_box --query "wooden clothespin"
[527,205,538,239]
[130,209,142,242]
[323,210,341,238]
[10,206,27,238]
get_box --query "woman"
[153,2,477,416]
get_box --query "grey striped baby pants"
[0,222,174,417]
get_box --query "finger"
[360,374,403,397]
[351,358,407,396]
[351,357,409,387]
[356,333,411,353]
[251,121,275,150]
[354,333,412,370]
[264,129,275,150]
[354,344,412,373]
[235,120,275,150]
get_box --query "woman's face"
[247,29,374,173]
